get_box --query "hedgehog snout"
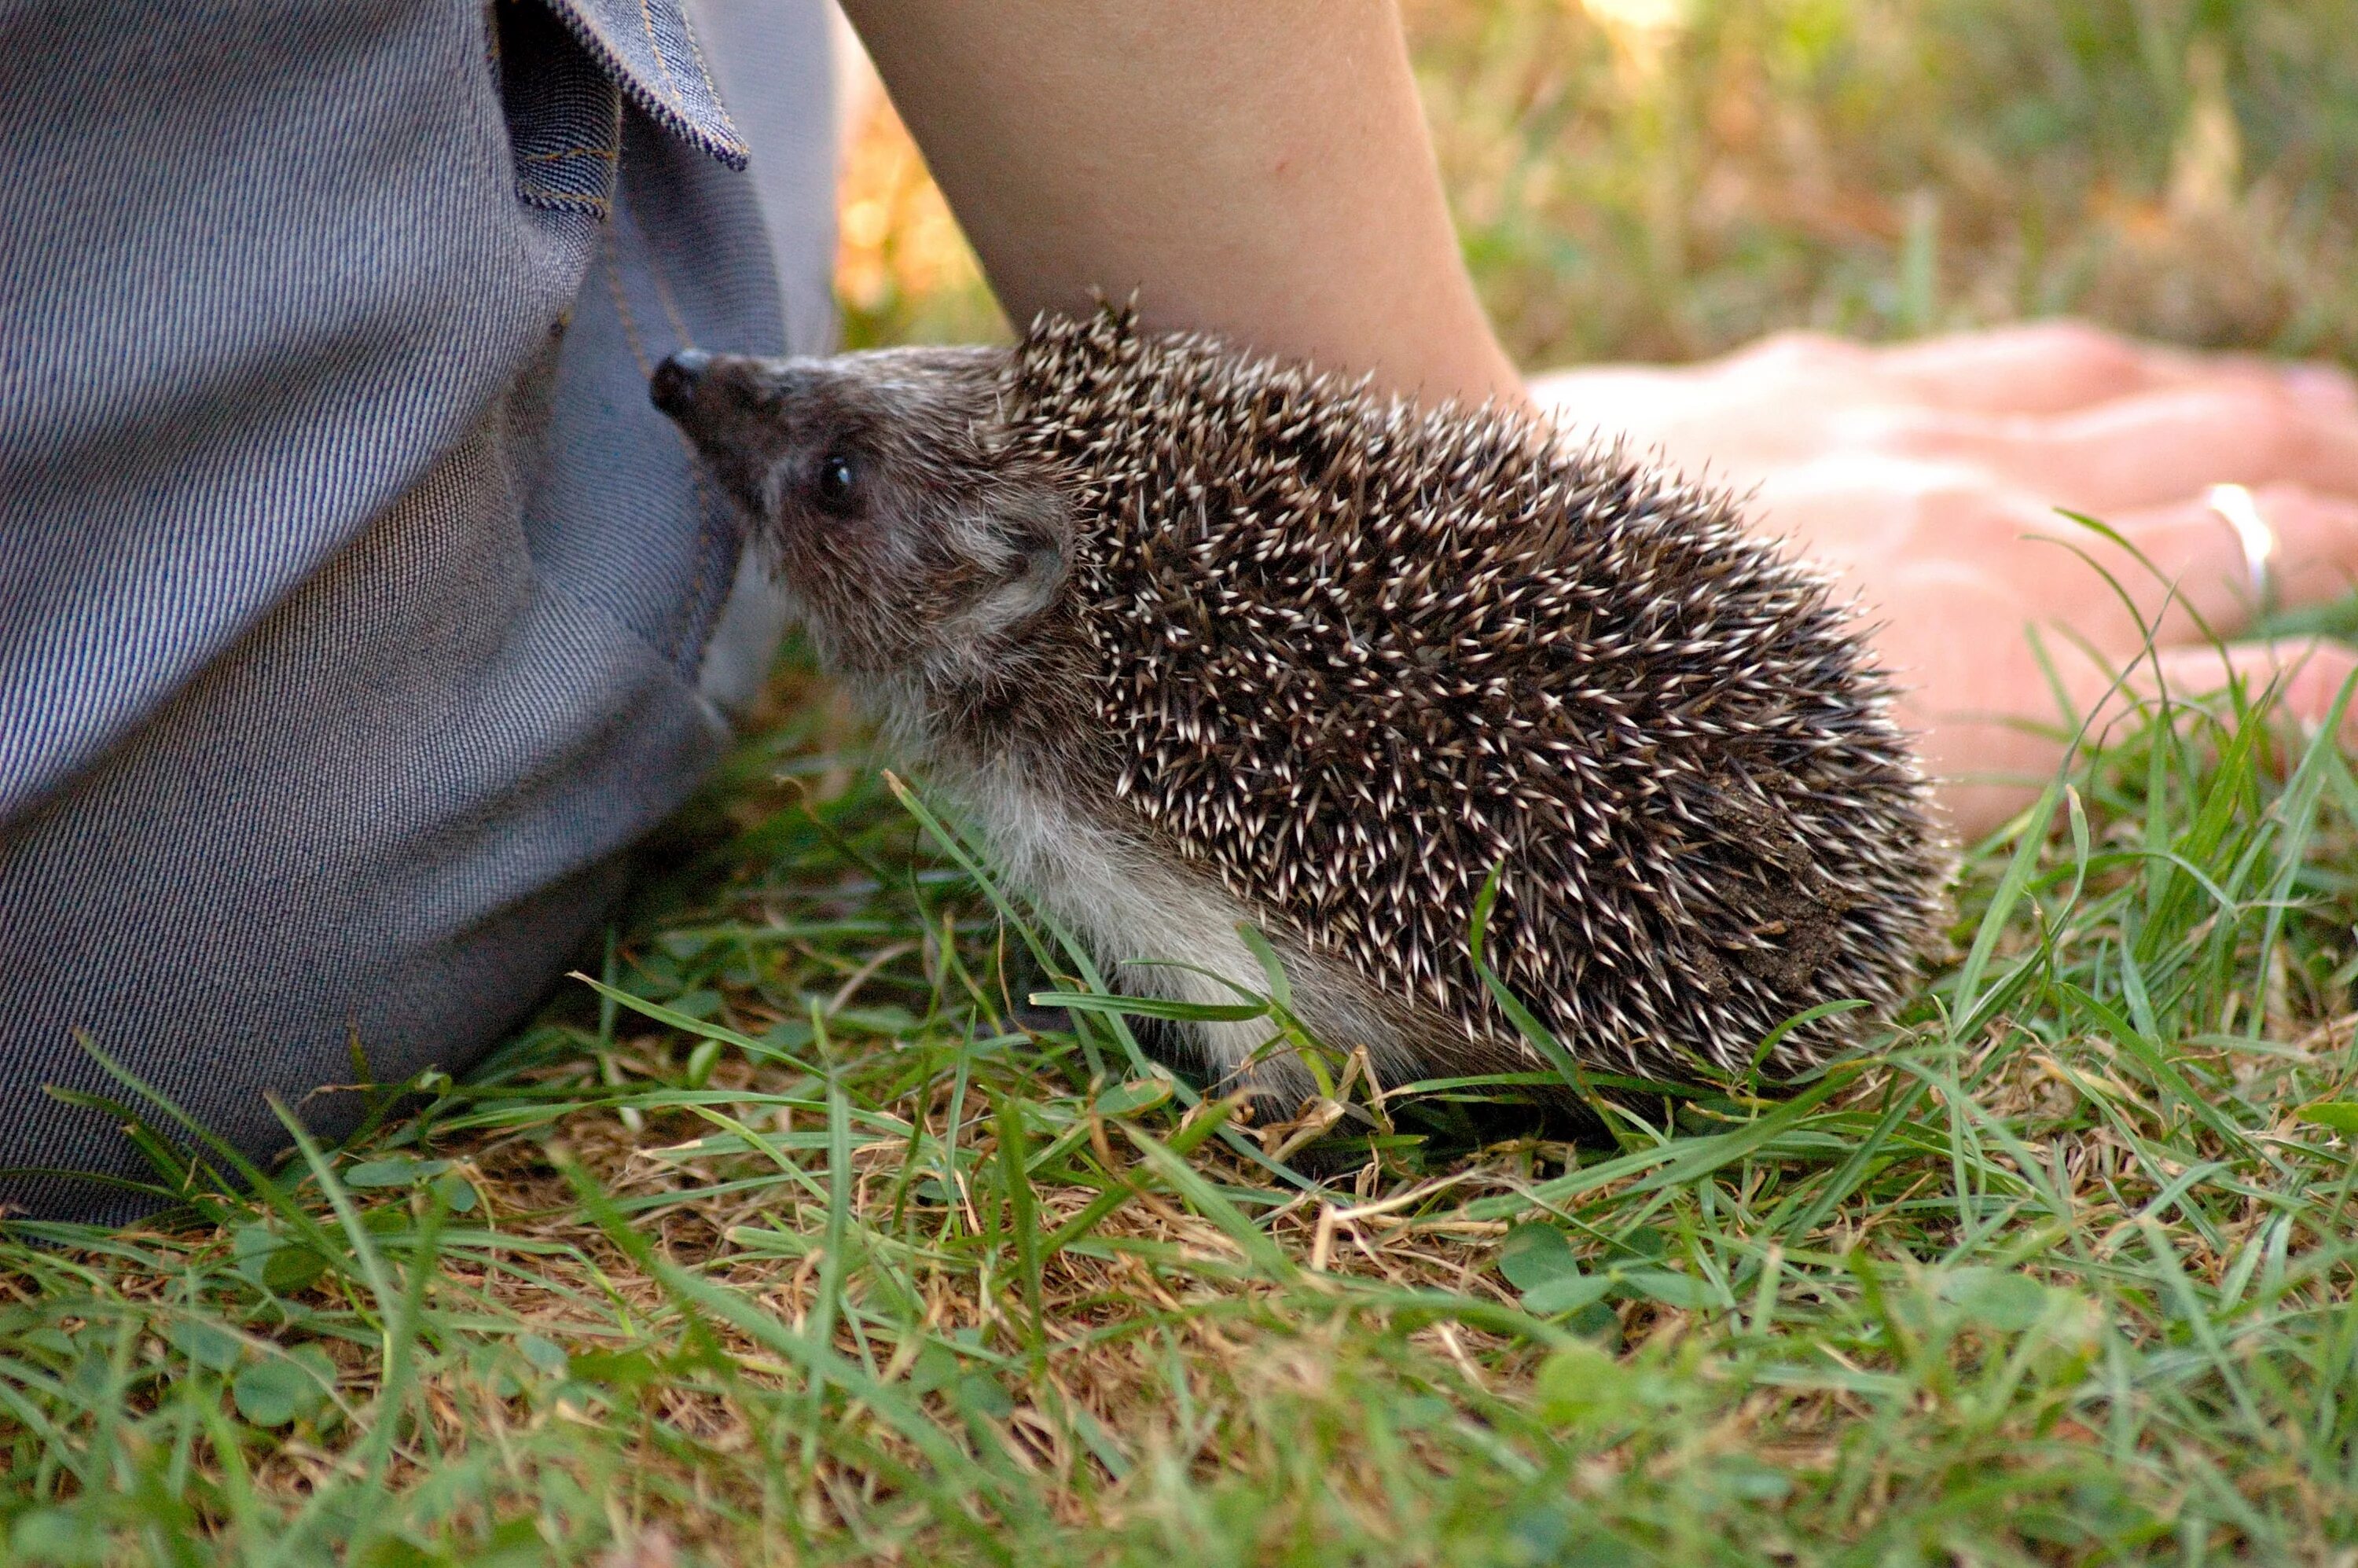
[648,349,711,419]
[651,348,782,438]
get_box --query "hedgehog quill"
[652,307,1945,1108]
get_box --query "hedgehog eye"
[813,450,861,516]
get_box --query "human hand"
[1531,323,2358,839]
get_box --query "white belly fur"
[939,753,1416,1101]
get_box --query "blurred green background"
[836,0,2358,368]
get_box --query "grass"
[9,627,2358,1566]
[12,2,2358,1562]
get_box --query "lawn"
[9,2,2358,1563]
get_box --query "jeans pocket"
[490,0,748,216]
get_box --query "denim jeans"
[0,0,834,1221]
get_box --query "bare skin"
[836,1,1524,407]
[839,5,2358,839]
[1533,327,2358,836]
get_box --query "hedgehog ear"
[952,490,1071,640]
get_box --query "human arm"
[834,0,1522,407]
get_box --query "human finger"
[1868,322,2358,420]
[1863,320,2214,415]
[1860,380,2358,514]
[1862,556,2358,835]
[1921,634,2358,838]
[2099,638,2358,751]
[2014,484,2358,646]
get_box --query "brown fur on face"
[658,346,1072,695]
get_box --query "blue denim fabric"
[0,0,834,1221]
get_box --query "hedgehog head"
[652,343,1063,685]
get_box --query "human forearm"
[837,1,1521,406]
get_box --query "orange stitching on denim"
[518,144,619,165]
[601,230,652,379]
[634,0,688,112]
[516,81,623,214]
[556,5,671,119]
[539,2,743,161]
[549,7,674,125]
[642,245,696,364]
[669,0,732,123]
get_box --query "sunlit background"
[832,0,2358,367]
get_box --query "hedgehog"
[650,306,1945,1110]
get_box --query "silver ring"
[2206,483,2279,610]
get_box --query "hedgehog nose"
[649,349,713,419]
